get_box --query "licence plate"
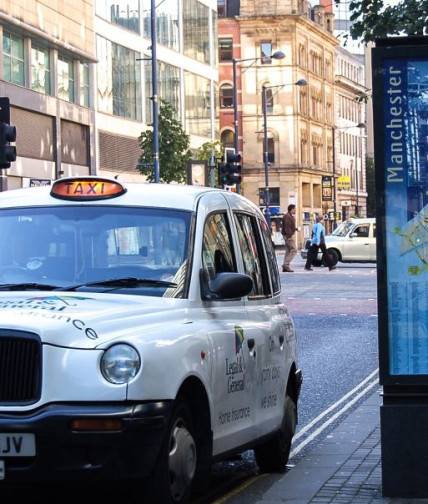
[0,433,35,456]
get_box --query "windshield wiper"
[57,277,177,292]
[0,282,60,291]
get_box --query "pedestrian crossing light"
[0,97,16,169]
[218,150,242,187]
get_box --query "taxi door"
[345,223,372,261]
[232,212,287,439]
[199,208,255,456]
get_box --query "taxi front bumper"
[0,401,172,483]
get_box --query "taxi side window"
[353,225,369,238]
[260,217,281,295]
[234,213,267,298]
[202,212,236,281]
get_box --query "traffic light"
[218,151,242,187]
[0,97,16,169]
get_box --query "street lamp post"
[332,128,337,229]
[150,0,160,183]
[262,79,307,229]
[232,51,285,192]
[332,122,366,221]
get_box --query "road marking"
[290,368,379,458]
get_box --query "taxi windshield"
[0,206,191,298]
[330,221,355,237]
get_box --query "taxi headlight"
[101,344,141,384]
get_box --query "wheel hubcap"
[168,423,197,502]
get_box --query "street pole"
[332,127,337,229]
[355,134,359,216]
[262,84,271,229]
[261,79,307,230]
[232,52,285,196]
[151,0,160,183]
[233,58,239,155]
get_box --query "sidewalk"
[253,389,428,504]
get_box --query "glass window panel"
[97,36,113,114]
[3,31,24,86]
[31,44,51,95]
[80,62,90,107]
[220,84,233,108]
[219,38,233,62]
[95,0,140,34]
[142,0,179,51]
[261,41,272,65]
[145,60,180,123]
[57,56,75,102]
[112,43,142,120]
[183,0,209,64]
[97,36,141,120]
[184,70,211,137]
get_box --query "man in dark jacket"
[281,204,299,272]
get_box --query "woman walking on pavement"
[304,215,336,271]
[281,204,300,272]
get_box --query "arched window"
[266,88,273,113]
[221,130,234,150]
[268,137,275,163]
[220,84,233,108]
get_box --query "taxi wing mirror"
[200,270,253,300]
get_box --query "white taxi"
[0,177,302,504]
[301,217,376,266]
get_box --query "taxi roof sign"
[51,177,126,200]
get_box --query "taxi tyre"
[148,397,197,504]
[254,392,296,472]
[324,249,339,267]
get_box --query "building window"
[31,44,51,95]
[145,60,180,123]
[80,62,90,107]
[143,0,179,52]
[260,41,272,64]
[221,129,234,149]
[266,88,273,113]
[217,0,226,17]
[96,36,142,121]
[58,56,75,102]
[220,84,233,108]
[95,0,140,35]
[183,0,210,65]
[3,31,24,86]
[268,137,275,164]
[219,38,233,61]
[184,70,211,137]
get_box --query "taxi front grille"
[0,332,41,404]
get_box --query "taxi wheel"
[325,249,339,266]
[254,393,296,472]
[149,397,197,504]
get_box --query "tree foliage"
[346,0,428,44]
[136,100,192,184]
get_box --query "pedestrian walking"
[304,215,336,271]
[281,204,300,272]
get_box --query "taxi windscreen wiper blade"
[0,282,60,291]
[58,277,178,292]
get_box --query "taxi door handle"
[247,338,255,350]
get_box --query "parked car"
[0,176,302,504]
[301,217,376,266]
